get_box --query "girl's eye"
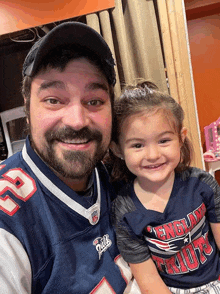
[159,139,171,144]
[132,143,143,149]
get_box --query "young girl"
[110,81,220,294]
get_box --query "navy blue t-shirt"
[112,168,220,289]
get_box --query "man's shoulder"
[0,151,23,171]
[0,152,39,223]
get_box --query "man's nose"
[62,104,89,130]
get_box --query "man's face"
[28,58,112,190]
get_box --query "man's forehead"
[31,70,109,97]
[34,58,107,82]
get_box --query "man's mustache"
[45,126,102,143]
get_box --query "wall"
[185,0,220,13]
[0,0,115,35]
[184,0,220,182]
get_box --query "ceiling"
[0,16,86,56]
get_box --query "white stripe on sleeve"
[0,228,32,294]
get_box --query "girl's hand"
[210,222,220,249]
[129,258,172,294]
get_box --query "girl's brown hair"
[108,80,193,182]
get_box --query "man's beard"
[29,126,108,180]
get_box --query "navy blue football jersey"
[113,168,220,289]
[0,138,132,293]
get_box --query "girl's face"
[114,110,186,188]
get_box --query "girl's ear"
[181,127,187,143]
[110,141,124,159]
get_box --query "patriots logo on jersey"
[145,204,206,256]
[93,234,112,259]
[146,232,192,254]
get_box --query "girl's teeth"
[147,164,163,169]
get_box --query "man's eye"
[46,98,60,105]
[87,100,103,106]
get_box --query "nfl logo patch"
[87,203,100,225]
[91,210,99,225]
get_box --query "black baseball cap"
[22,21,116,85]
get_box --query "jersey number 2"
[0,168,37,216]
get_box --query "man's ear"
[181,127,187,143]
[110,141,124,159]
[23,99,29,124]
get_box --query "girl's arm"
[210,222,220,249]
[129,258,172,294]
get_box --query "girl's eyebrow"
[124,131,175,144]
[158,131,175,136]
[125,137,143,144]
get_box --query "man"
[0,22,132,293]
